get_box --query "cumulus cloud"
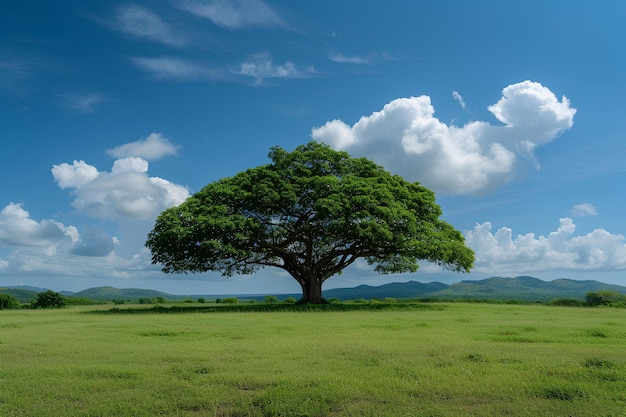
[571,203,598,217]
[52,157,189,220]
[181,0,285,29]
[235,52,302,85]
[110,5,186,46]
[70,227,119,257]
[0,203,76,247]
[465,218,626,273]
[312,80,576,195]
[106,133,179,160]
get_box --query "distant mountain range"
[2,276,626,303]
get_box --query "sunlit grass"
[1,303,625,416]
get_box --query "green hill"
[72,286,182,301]
[422,276,626,301]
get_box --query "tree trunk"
[300,276,323,304]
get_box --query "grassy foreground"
[1,303,625,416]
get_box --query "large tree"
[146,142,474,303]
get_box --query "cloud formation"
[57,91,108,114]
[465,218,626,273]
[328,51,372,65]
[452,91,466,109]
[110,5,186,46]
[130,56,224,81]
[181,0,284,29]
[0,203,75,248]
[52,157,189,220]
[312,80,576,195]
[235,53,301,85]
[106,133,179,160]
[571,203,598,217]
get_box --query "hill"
[323,281,447,300]
[0,287,41,303]
[3,276,626,304]
[426,276,626,302]
[72,286,182,301]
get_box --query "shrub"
[197,297,206,303]
[548,298,584,307]
[221,297,239,304]
[586,291,626,306]
[139,298,153,304]
[283,297,297,304]
[0,293,21,310]
[264,295,279,303]
[31,290,66,309]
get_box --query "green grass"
[1,303,626,416]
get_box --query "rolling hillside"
[3,276,626,303]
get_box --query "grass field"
[1,302,625,416]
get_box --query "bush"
[264,295,279,303]
[0,293,21,310]
[197,297,206,303]
[548,298,584,307]
[283,297,297,304]
[31,290,66,309]
[221,297,239,304]
[586,291,626,306]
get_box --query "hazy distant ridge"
[3,276,626,303]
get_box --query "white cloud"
[312,80,576,195]
[106,133,179,160]
[571,203,598,217]
[181,0,284,29]
[130,56,224,81]
[0,203,76,248]
[452,90,466,109]
[235,53,301,85]
[57,91,108,114]
[70,227,118,257]
[50,160,99,189]
[328,51,371,65]
[52,158,189,220]
[111,5,186,46]
[465,218,626,273]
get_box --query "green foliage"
[585,290,626,306]
[220,297,239,304]
[548,298,584,307]
[197,297,206,303]
[31,290,66,309]
[63,297,100,306]
[263,295,279,303]
[0,293,21,309]
[283,297,297,304]
[146,141,474,303]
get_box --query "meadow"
[1,302,625,416]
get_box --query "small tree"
[31,290,66,309]
[586,290,626,306]
[146,141,474,304]
[0,293,21,310]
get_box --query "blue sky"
[1,1,626,295]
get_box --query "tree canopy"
[146,141,474,303]
[31,290,66,309]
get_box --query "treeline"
[2,290,626,311]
